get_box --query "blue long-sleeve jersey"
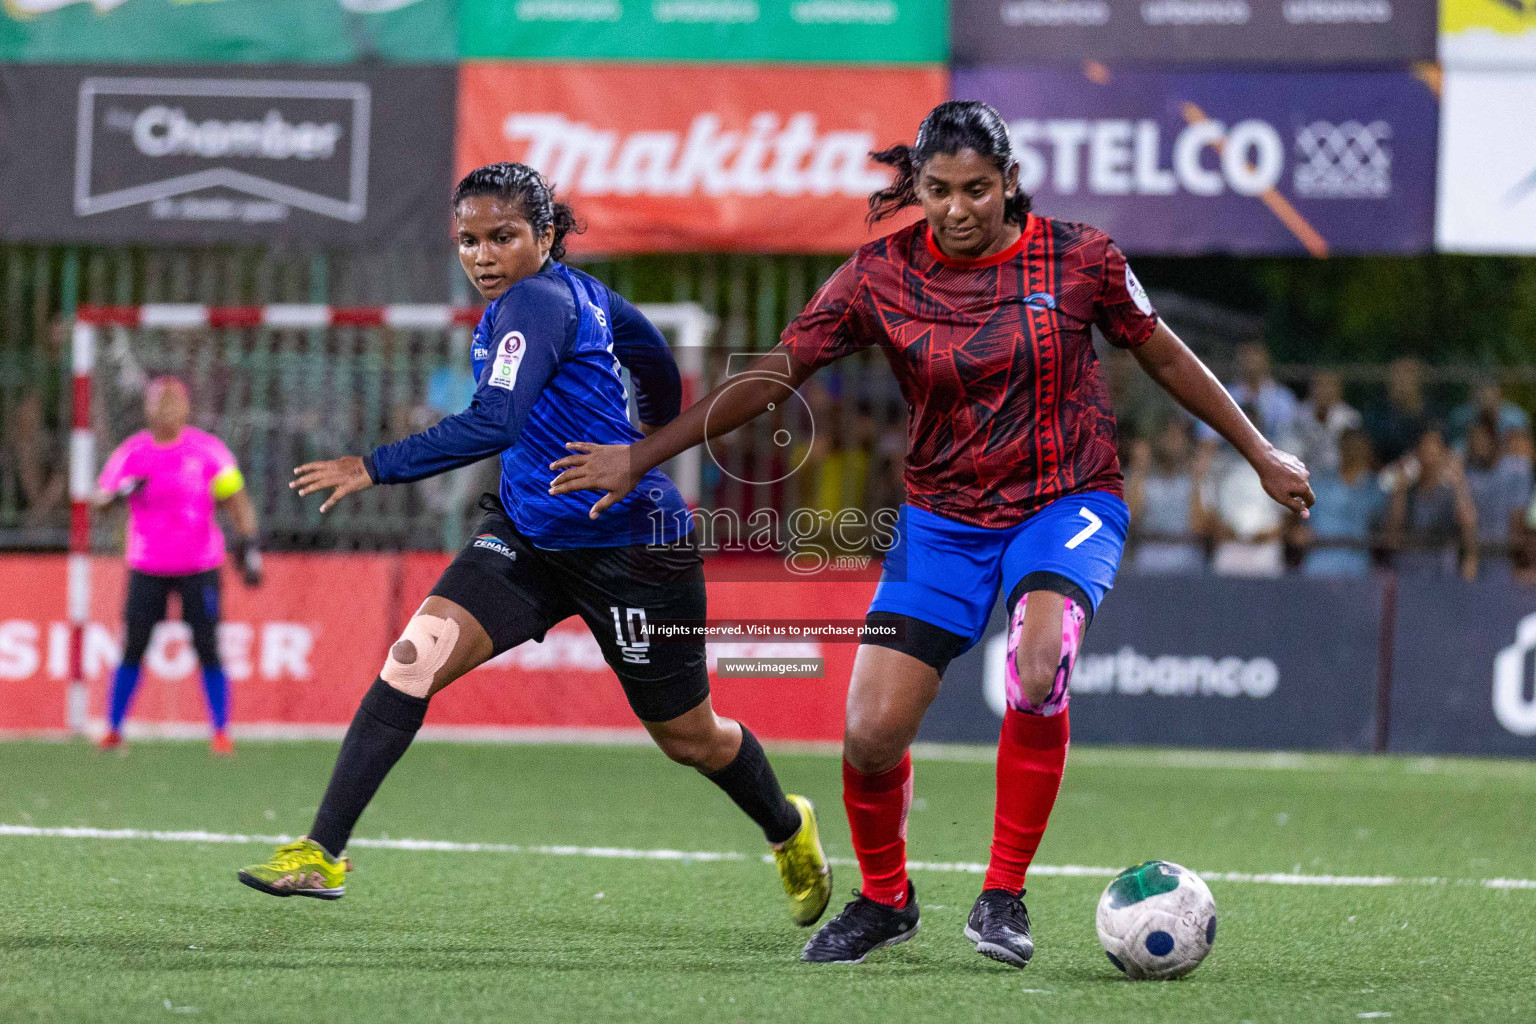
[365,261,692,548]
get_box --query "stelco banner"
[953,0,1435,64]
[461,0,947,63]
[954,66,1438,256]
[455,62,946,254]
[0,64,456,245]
[919,576,1382,750]
[0,0,455,62]
[1437,70,1536,254]
[1441,0,1536,68]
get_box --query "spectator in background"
[1197,343,1299,454]
[1292,369,1362,475]
[0,391,67,528]
[1296,428,1383,577]
[1448,381,1529,447]
[1207,402,1286,577]
[1125,418,1206,574]
[1462,417,1534,579]
[1365,358,1431,466]
[1387,424,1479,580]
[1516,482,1536,586]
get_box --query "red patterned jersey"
[782,215,1158,528]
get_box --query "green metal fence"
[0,245,858,552]
[7,243,1524,556]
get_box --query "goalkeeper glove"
[234,536,264,588]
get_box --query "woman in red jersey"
[550,101,1313,967]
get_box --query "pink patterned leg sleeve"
[1003,593,1087,717]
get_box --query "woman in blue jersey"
[236,164,831,926]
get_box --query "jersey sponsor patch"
[488,330,526,391]
[1125,264,1153,317]
[471,533,516,560]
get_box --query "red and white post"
[67,318,97,734]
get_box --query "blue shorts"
[869,492,1128,654]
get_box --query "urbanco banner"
[0,64,456,245]
[952,0,1436,64]
[1436,70,1536,254]
[919,575,1382,750]
[461,0,947,63]
[454,62,947,254]
[954,66,1439,256]
[0,0,454,62]
[1389,575,1536,756]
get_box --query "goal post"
[66,301,714,734]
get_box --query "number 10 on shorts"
[610,606,651,665]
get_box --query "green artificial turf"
[3,740,1534,1023]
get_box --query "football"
[1096,860,1217,980]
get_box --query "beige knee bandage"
[381,614,460,697]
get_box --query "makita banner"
[919,576,1382,750]
[954,66,1438,256]
[0,0,454,62]
[0,64,455,245]
[455,62,946,254]
[1388,577,1536,756]
[1437,70,1536,255]
[0,554,870,742]
[952,0,1435,64]
[461,0,947,63]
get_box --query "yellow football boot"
[237,838,349,900]
[774,794,832,926]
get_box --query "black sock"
[308,678,428,857]
[705,725,802,845]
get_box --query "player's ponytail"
[452,162,586,262]
[867,100,1032,227]
[867,143,920,227]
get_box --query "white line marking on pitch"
[2,824,1532,890]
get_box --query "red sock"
[842,752,913,908]
[984,707,1070,895]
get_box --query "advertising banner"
[461,0,946,63]
[0,0,454,63]
[0,64,456,246]
[455,62,946,254]
[1441,0,1536,68]
[0,554,397,733]
[1436,70,1536,255]
[1388,577,1536,756]
[955,66,1438,256]
[952,0,1435,64]
[918,576,1382,750]
[0,554,869,742]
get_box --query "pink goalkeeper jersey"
[97,427,238,576]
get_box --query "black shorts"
[430,494,709,723]
[122,568,221,667]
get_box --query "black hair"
[452,162,583,262]
[866,100,1031,227]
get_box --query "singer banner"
[0,554,872,742]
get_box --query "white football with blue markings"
[1095,860,1216,980]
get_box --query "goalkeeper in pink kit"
[94,377,262,754]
